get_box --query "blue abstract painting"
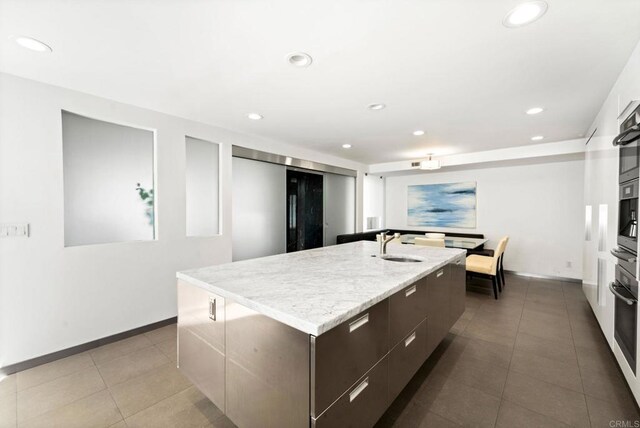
[408,182,477,228]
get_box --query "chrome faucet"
[378,232,401,255]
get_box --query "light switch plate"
[0,223,30,238]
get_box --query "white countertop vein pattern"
[177,241,465,336]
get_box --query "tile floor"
[0,274,638,427]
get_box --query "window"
[185,136,220,236]
[62,111,155,246]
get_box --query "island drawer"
[449,256,466,326]
[389,277,427,346]
[311,299,389,417]
[389,319,427,402]
[312,356,389,428]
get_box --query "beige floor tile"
[17,352,94,391]
[581,366,635,405]
[434,353,508,397]
[390,400,461,427]
[510,350,583,393]
[125,386,222,428]
[98,346,169,387]
[155,339,177,363]
[585,394,640,428]
[108,421,128,428]
[90,336,154,366]
[518,317,573,342]
[143,324,177,345]
[502,371,589,427]
[575,344,621,377]
[109,363,191,418]
[514,332,577,364]
[0,374,16,398]
[20,390,122,428]
[459,337,513,369]
[0,391,16,428]
[17,366,105,423]
[496,400,571,428]
[428,378,501,428]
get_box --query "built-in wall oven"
[612,104,640,374]
[615,104,640,184]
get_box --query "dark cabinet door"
[426,265,450,357]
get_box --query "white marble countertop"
[177,241,466,336]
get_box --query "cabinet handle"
[404,332,416,347]
[209,297,217,321]
[456,259,462,265]
[349,377,369,402]
[437,270,444,277]
[405,285,417,297]
[349,313,369,333]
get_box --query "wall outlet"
[0,223,30,238]
[566,261,573,268]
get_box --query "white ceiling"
[1,0,639,164]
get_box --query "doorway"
[287,169,324,252]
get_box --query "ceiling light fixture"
[419,154,441,170]
[526,107,544,115]
[342,144,352,149]
[247,113,263,120]
[531,135,544,141]
[413,130,425,136]
[503,1,548,28]
[287,52,313,67]
[13,36,52,52]
[368,103,386,111]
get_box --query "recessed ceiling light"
[503,1,548,28]
[531,135,544,141]
[287,52,312,67]
[247,113,263,120]
[413,130,425,136]
[13,36,52,52]
[342,144,352,149]
[368,103,386,111]
[526,107,544,115]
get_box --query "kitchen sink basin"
[380,255,424,263]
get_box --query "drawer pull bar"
[349,313,369,333]
[349,377,369,402]
[209,297,216,321]
[437,270,444,277]
[405,332,416,347]
[405,285,417,297]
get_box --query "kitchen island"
[176,241,466,428]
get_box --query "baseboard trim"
[505,270,582,283]
[0,316,177,376]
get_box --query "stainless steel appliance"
[610,265,638,374]
[612,105,640,374]
[614,104,640,184]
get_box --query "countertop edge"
[177,249,465,336]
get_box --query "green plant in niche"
[135,183,154,226]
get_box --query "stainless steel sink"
[380,255,424,263]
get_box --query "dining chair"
[465,237,508,299]
[499,236,509,289]
[414,237,445,247]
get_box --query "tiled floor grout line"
[492,277,528,428]
[92,358,127,427]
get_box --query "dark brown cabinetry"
[426,265,450,357]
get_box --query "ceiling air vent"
[411,161,421,167]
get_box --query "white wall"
[363,174,385,230]
[0,73,365,367]
[385,159,584,279]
